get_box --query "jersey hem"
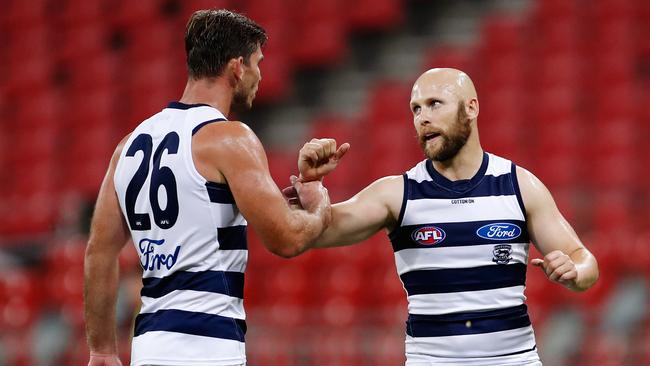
[131,356,245,366]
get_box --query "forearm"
[84,251,121,353]
[267,203,330,258]
[569,247,599,291]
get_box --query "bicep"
[518,167,585,256]
[211,126,292,240]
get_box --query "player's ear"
[466,98,479,120]
[227,57,245,84]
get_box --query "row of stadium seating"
[0,0,649,365]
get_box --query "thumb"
[282,186,297,199]
[290,175,299,185]
[531,258,544,267]
[333,143,350,161]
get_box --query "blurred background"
[0,0,649,364]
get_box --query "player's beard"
[419,102,472,162]
[231,85,254,114]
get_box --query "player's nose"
[416,113,431,126]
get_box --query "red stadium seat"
[422,45,475,76]
[5,26,52,95]
[479,16,526,57]
[0,270,43,331]
[125,21,179,63]
[591,190,634,233]
[66,55,121,92]
[364,80,413,126]
[110,0,164,28]
[291,0,347,67]
[366,330,407,365]
[57,0,106,26]
[347,0,404,31]
[532,0,581,22]
[0,0,48,28]
[56,24,109,63]
[307,330,365,365]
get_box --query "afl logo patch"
[476,223,522,240]
[411,226,446,245]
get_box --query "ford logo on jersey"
[138,238,181,271]
[412,226,446,245]
[476,223,521,240]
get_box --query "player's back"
[113,101,247,366]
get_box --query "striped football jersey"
[389,152,541,365]
[114,102,247,366]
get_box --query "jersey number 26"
[124,132,180,231]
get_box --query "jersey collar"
[425,152,489,193]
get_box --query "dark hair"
[185,9,267,79]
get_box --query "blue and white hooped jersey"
[390,152,541,364]
[114,102,247,366]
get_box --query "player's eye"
[429,100,442,108]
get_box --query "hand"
[531,250,579,289]
[290,175,330,215]
[281,178,302,209]
[298,138,350,182]
[88,353,123,366]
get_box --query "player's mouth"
[423,132,441,142]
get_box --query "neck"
[179,77,233,116]
[431,127,483,181]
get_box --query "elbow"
[264,230,311,259]
[268,237,307,259]
[273,248,301,259]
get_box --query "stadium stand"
[0,0,648,365]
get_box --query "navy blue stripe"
[134,309,246,341]
[141,270,244,299]
[400,263,527,295]
[406,304,531,337]
[206,181,235,204]
[390,219,529,252]
[167,101,212,110]
[192,118,227,135]
[511,163,528,219]
[218,225,247,250]
[407,173,516,200]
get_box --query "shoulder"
[515,165,544,192]
[194,120,259,144]
[193,121,264,156]
[514,165,554,212]
[110,133,132,167]
[371,175,404,189]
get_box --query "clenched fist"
[531,250,579,290]
[298,138,350,182]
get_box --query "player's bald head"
[411,68,477,102]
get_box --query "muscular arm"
[193,122,329,258]
[518,167,599,291]
[312,176,403,248]
[84,137,131,357]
